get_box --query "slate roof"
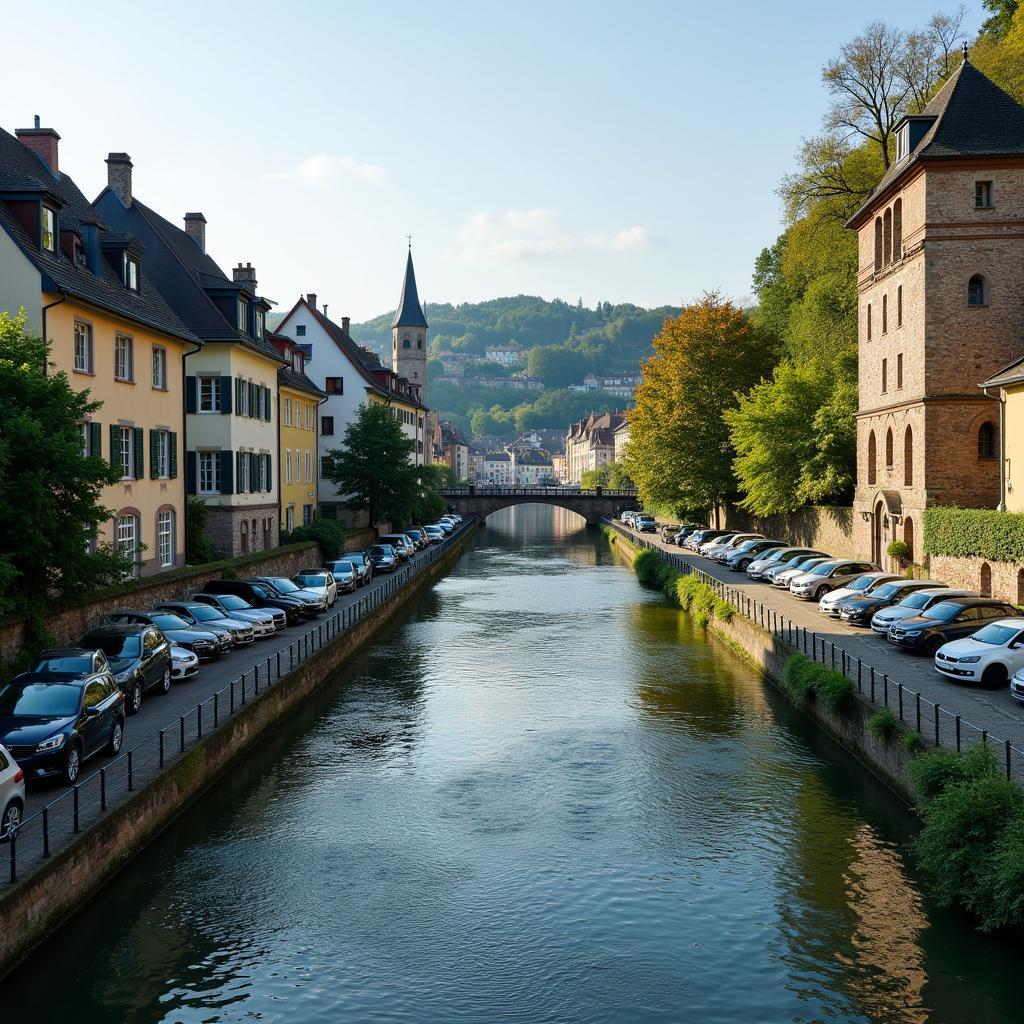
[392,248,428,329]
[848,59,1024,227]
[0,127,198,343]
[980,355,1024,389]
[279,365,327,398]
[440,420,468,446]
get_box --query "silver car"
[0,742,25,840]
[191,594,278,637]
[817,572,902,616]
[707,533,764,561]
[870,588,975,634]
[748,547,824,581]
[770,556,830,588]
[789,559,879,601]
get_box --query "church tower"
[392,246,428,400]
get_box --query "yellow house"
[0,121,199,574]
[981,359,1024,512]
[269,331,324,533]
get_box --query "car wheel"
[738,560,750,571]
[924,637,944,657]
[158,664,172,695]
[814,585,830,601]
[107,717,124,756]
[128,679,143,715]
[0,799,23,842]
[63,744,82,785]
[982,664,1008,689]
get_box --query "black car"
[323,559,359,593]
[27,648,111,677]
[887,597,1019,655]
[247,577,324,616]
[837,580,942,627]
[335,552,372,586]
[0,673,124,785]
[202,580,295,627]
[105,609,230,658]
[78,623,172,714]
[151,602,249,646]
[367,544,398,573]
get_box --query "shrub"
[901,731,925,755]
[868,706,899,742]
[817,669,855,717]
[633,549,663,586]
[782,654,819,703]
[909,743,994,805]
[281,517,347,560]
[886,540,909,563]
[713,598,736,622]
[924,506,1024,562]
[990,817,1024,929]
[185,497,215,564]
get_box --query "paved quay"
[612,520,1024,774]
[2,522,473,886]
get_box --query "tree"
[185,497,215,564]
[0,311,128,641]
[323,403,419,528]
[625,294,778,518]
[411,465,448,524]
[981,0,1019,38]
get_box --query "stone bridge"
[440,487,641,526]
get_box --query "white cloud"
[269,153,386,184]
[587,225,652,250]
[456,208,559,243]
[460,237,572,263]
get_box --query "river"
[4,505,1021,1022]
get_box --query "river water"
[5,505,1021,1022]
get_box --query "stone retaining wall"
[928,554,1024,604]
[717,504,859,559]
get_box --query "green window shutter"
[236,451,244,491]
[220,376,233,415]
[89,422,102,458]
[109,425,121,472]
[236,378,244,414]
[250,452,258,492]
[134,427,145,480]
[249,382,257,417]
[185,376,197,414]
[264,453,273,491]
[219,450,234,494]
[150,429,160,478]
[185,451,196,495]
[266,386,273,422]
[169,432,178,478]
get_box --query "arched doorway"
[873,501,884,565]
[903,517,914,564]
[1017,568,1024,606]
[981,562,992,598]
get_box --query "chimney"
[306,293,317,310]
[17,117,60,173]
[233,261,258,293]
[184,212,206,252]
[341,316,350,333]
[105,152,133,206]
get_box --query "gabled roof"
[848,59,1024,227]
[392,248,428,329]
[0,127,198,344]
[981,354,1024,389]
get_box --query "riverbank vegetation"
[781,653,856,717]
[630,548,736,625]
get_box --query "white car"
[817,572,902,616]
[0,742,26,841]
[770,556,830,588]
[935,618,1024,687]
[700,533,739,556]
[870,588,975,635]
[789,559,879,601]
[293,570,338,608]
[704,533,761,559]
[170,646,200,680]
[748,547,820,581]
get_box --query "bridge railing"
[440,486,638,498]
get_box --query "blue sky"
[0,0,981,320]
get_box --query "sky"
[0,0,981,322]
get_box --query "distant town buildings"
[564,411,626,483]
[569,371,642,400]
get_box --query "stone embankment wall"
[928,554,1023,603]
[717,504,859,560]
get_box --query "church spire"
[392,247,428,329]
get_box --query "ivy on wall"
[923,507,1024,563]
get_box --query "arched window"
[416,338,423,349]
[883,208,893,266]
[980,562,992,598]
[885,427,894,467]
[893,199,903,259]
[868,430,877,485]
[402,338,411,349]
[978,421,997,459]
[156,508,175,568]
[903,517,914,562]
[116,512,139,576]
[904,425,914,486]
[1017,568,1024,606]
[968,275,986,306]
[874,218,882,272]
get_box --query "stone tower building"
[848,57,1024,565]
[392,247,428,398]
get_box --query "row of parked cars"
[626,518,1024,701]
[361,516,462,573]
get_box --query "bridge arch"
[439,487,640,526]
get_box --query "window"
[199,451,220,494]
[152,346,167,389]
[292,352,302,372]
[119,426,133,480]
[867,303,872,341]
[305,449,312,482]
[294,324,307,339]
[303,504,313,525]
[882,294,888,334]
[285,449,293,484]
[976,181,993,208]
[255,310,265,339]
[968,275,986,306]
[904,426,913,486]
[199,375,220,412]
[116,515,138,573]
[285,398,292,425]
[41,205,56,252]
[122,253,139,291]
[238,379,250,417]
[326,377,344,395]
[157,510,175,567]
[885,428,894,467]
[238,451,251,492]
[868,431,877,485]
[883,208,892,266]
[286,506,295,532]
[154,429,170,478]
[74,322,93,373]
[873,218,882,273]
[322,415,334,436]
[79,422,89,457]
[403,337,411,348]
[978,421,997,459]
[881,358,887,393]
[896,124,909,161]
[897,285,903,327]
[897,353,903,389]
[114,335,134,381]
[893,199,902,259]
[237,297,248,331]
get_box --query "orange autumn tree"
[624,293,778,519]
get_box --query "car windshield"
[847,575,875,591]
[900,591,937,610]
[756,548,783,561]
[922,602,964,622]
[347,554,366,565]
[33,654,93,673]
[0,681,81,717]
[267,579,300,593]
[372,545,395,556]
[735,540,759,552]
[296,574,327,586]
[871,582,906,600]
[332,562,354,573]
[217,595,252,610]
[971,623,1019,646]
[777,550,809,564]
[87,635,141,658]
[187,606,222,622]
[151,613,189,630]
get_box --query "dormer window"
[896,124,909,162]
[122,253,139,291]
[255,309,265,340]
[41,205,56,252]
[292,352,302,372]
[237,297,248,331]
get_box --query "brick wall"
[719,505,858,558]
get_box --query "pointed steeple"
[392,247,428,329]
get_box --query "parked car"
[0,673,124,784]
[104,609,229,659]
[839,579,945,626]
[170,646,200,681]
[887,597,1019,655]
[434,519,455,535]
[204,580,296,626]
[191,594,279,636]
[422,526,445,544]
[78,623,172,714]
[152,601,254,645]
[724,539,784,572]
[621,510,636,526]
[673,525,703,545]
[342,551,373,585]
[708,534,764,561]
[789,559,879,601]
[769,556,831,588]
[248,577,325,615]
[935,618,1024,687]
[405,529,428,550]
[294,570,338,608]
[661,525,680,543]
[699,533,738,556]
[870,588,975,635]
[323,559,360,593]
[368,544,398,572]
[0,742,26,840]
[1009,665,1024,703]
[26,648,111,677]
[816,572,903,616]
[748,548,824,582]
[380,534,415,562]
[686,529,729,552]
[634,515,657,533]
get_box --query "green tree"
[185,497,215,564]
[625,294,778,518]
[411,464,448,524]
[525,345,589,388]
[0,311,128,641]
[323,403,418,527]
